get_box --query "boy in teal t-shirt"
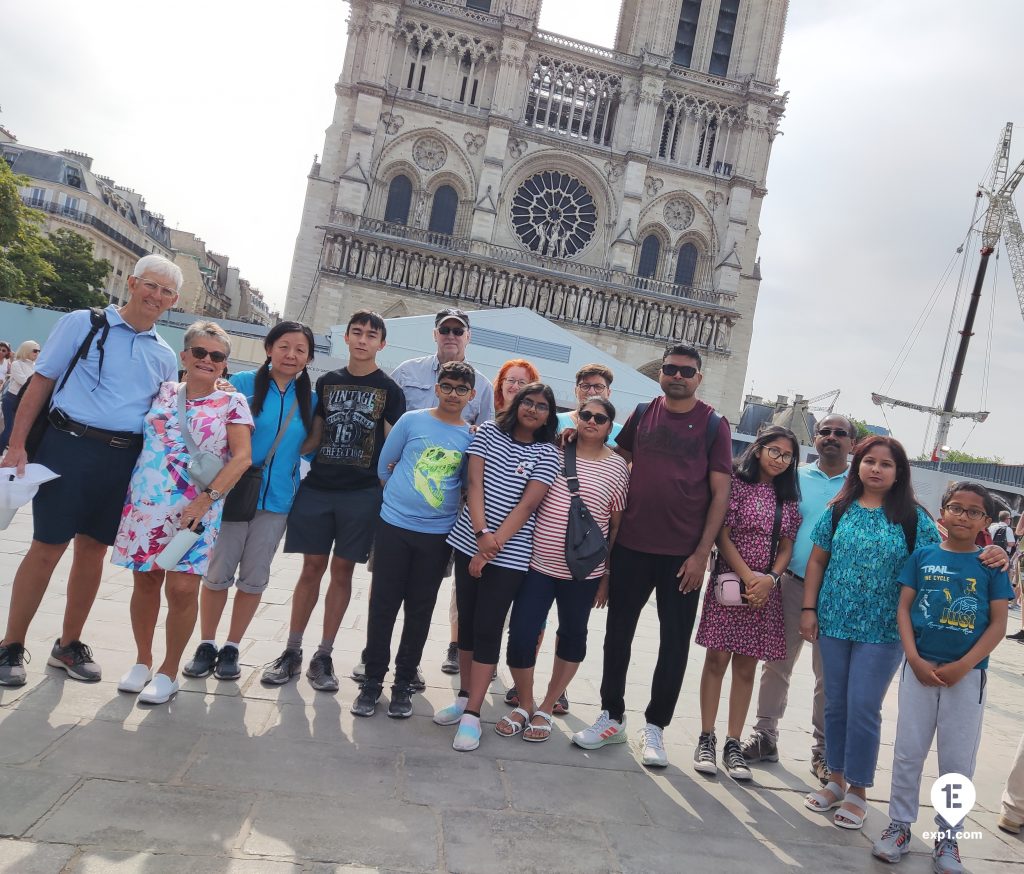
[873,482,1012,871]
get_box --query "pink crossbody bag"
[713,496,782,607]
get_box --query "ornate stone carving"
[510,171,597,259]
[705,190,725,211]
[412,136,447,172]
[464,133,486,155]
[381,112,404,135]
[507,138,527,159]
[603,161,624,184]
[644,176,664,198]
[663,198,695,231]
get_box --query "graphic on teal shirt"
[413,446,464,509]
[916,564,978,636]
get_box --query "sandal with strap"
[834,792,867,830]
[523,710,554,743]
[552,692,569,715]
[495,707,530,737]
[805,780,845,813]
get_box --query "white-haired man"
[0,254,181,686]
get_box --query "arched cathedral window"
[637,235,661,279]
[428,185,458,236]
[675,242,699,287]
[384,175,413,225]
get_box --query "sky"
[2,1,1023,460]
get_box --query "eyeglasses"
[30,349,40,354]
[438,382,471,396]
[577,382,608,394]
[437,326,466,337]
[816,427,850,438]
[661,364,698,378]
[578,410,610,425]
[763,446,794,464]
[520,398,550,414]
[943,503,987,521]
[139,279,177,299]
[504,376,529,387]
[188,347,228,363]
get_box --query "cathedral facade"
[284,0,789,415]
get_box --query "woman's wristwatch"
[474,527,492,539]
[203,487,223,501]
[768,572,781,587]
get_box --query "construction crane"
[805,388,840,414]
[873,122,1024,459]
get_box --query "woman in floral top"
[800,436,939,830]
[112,322,253,706]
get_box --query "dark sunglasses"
[189,347,228,363]
[437,382,471,396]
[661,364,698,378]
[437,326,466,336]
[578,410,610,425]
[817,427,849,438]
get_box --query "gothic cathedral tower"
[284,0,789,416]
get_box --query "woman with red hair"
[494,359,541,413]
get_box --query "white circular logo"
[931,773,976,827]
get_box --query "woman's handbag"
[177,385,225,492]
[563,443,609,581]
[714,496,783,607]
[221,398,298,523]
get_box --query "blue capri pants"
[507,568,600,668]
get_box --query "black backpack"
[992,523,1010,551]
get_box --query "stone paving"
[1,506,1023,873]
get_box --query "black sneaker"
[388,684,414,719]
[741,729,779,763]
[723,737,752,781]
[1007,629,1024,641]
[350,681,383,717]
[261,648,302,685]
[47,639,101,682]
[0,642,29,687]
[183,642,219,678]
[410,666,426,692]
[214,645,241,680]
[441,642,459,674]
[306,652,340,692]
[694,730,717,775]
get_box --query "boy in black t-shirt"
[262,311,406,692]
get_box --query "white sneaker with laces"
[571,710,627,749]
[639,723,668,767]
[117,663,152,694]
[137,673,179,705]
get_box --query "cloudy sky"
[3,1,1022,460]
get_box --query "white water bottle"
[156,523,204,570]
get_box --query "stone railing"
[318,223,737,355]
[534,30,638,68]
[405,0,501,26]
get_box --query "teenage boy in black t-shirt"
[262,311,406,692]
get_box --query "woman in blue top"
[800,436,940,830]
[183,322,317,681]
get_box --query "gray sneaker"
[261,648,302,685]
[932,835,963,874]
[350,681,383,717]
[410,666,426,692]
[0,642,29,687]
[741,729,779,763]
[872,821,912,863]
[441,642,459,674]
[307,652,340,692]
[47,639,101,682]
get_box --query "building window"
[63,196,80,216]
[709,0,740,77]
[510,171,597,259]
[524,58,620,146]
[673,0,703,68]
[458,53,480,105]
[28,187,46,207]
[637,235,661,279]
[465,0,491,10]
[384,175,413,225]
[406,40,432,92]
[675,242,699,287]
[428,185,459,236]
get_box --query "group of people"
[0,253,1022,874]
[0,337,41,452]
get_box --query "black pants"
[363,520,452,687]
[600,543,701,729]
[453,550,524,665]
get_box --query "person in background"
[0,340,41,452]
[182,322,317,681]
[493,358,541,414]
[0,340,11,386]
[989,509,1016,553]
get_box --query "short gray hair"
[133,254,184,292]
[183,320,231,356]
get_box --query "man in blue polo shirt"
[741,413,855,782]
[0,255,180,686]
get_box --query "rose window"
[510,171,597,258]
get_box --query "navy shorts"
[32,426,140,546]
[283,483,382,562]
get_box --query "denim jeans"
[817,635,903,787]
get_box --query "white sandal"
[805,780,845,812]
[523,710,554,743]
[834,792,867,830]
[495,706,530,737]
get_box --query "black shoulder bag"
[563,442,609,581]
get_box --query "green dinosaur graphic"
[413,446,463,509]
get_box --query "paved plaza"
[1,506,1023,874]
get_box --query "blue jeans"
[818,635,903,787]
[507,568,599,668]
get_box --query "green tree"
[40,229,111,309]
[845,416,873,442]
[0,157,57,304]
[915,449,1005,465]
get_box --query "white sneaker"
[452,714,482,752]
[571,710,627,749]
[117,663,152,694]
[137,673,179,705]
[639,723,668,767]
[433,696,469,726]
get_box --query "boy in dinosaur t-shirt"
[351,361,475,719]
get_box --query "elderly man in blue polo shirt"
[741,413,856,782]
[0,255,180,686]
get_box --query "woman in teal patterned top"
[799,436,939,831]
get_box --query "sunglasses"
[189,347,228,363]
[438,382,471,396]
[520,398,550,414]
[817,428,850,438]
[578,410,610,425]
[661,364,698,378]
[437,326,466,336]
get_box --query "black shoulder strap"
[902,514,917,554]
[766,496,783,572]
[634,402,650,422]
[54,307,109,396]
[831,503,844,537]
[705,410,722,459]
[562,440,580,495]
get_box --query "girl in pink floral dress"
[693,425,801,781]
